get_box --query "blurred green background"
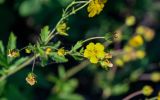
[0,0,160,100]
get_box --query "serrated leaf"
[7,32,17,51]
[40,26,50,44]
[50,52,68,63]
[37,45,48,67]
[52,41,61,49]
[71,52,83,61]
[71,41,83,52]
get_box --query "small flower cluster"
[84,42,113,68]
[56,22,69,36]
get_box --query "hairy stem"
[0,55,39,81]
[83,37,105,43]
[64,60,90,80]
[122,91,142,100]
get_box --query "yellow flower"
[136,26,155,41]
[57,48,65,56]
[136,26,145,35]
[136,50,145,59]
[87,0,107,17]
[84,42,105,63]
[151,72,160,82]
[26,73,37,86]
[125,16,136,26]
[56,22,69,36]
[45,48,52,55]
[129,35,143,47]
[8,49,20,58]
[122,54,131,62]
[142,85,153,96]
[143,27,155,42]
[25,48,31,54]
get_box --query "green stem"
[0,55,39,81]
[83,37,105,43]
[122,91,142,100]
[48,0,91,42]
[64,60,90,80]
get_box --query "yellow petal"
[97,51,105,59]
[90,57,98,63]
[86,42,95,50]
[95,43,104,51]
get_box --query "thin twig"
[64,60,90,80]
[0,55,39,81]
[123,91,142,100]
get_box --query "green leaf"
[52,41,61,49]
[0,80,6,96]
[0,41,8,67]
[0,41,5,55]
[71,41,83,52]
[7,32,17,51]
[71,52,83,61]
[58,66,66,79]
[40,26,50,44]
[7,33,17,64]
[37,45,48,67]
[50,52,68,63]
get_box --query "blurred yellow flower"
[26,73,37,86]
[8,49,20,58]
[122,54,131,62]
[136,50,145,59]
[45,48,52,55]
[114,58,124,67]
[143,27,155,42]
[87,0,107,17]
[124,45,133,52]
[129,35,143,47]
[136,26,155,41]
[56,22,69,36]
[151,72,160,82]
[142,85,153,96]
[84,42,105,63]
[57,48,65,56]
[125,16,136,26]
[136,26,145,35]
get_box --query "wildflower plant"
[0,0,113,85]
[0,0,159,99]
